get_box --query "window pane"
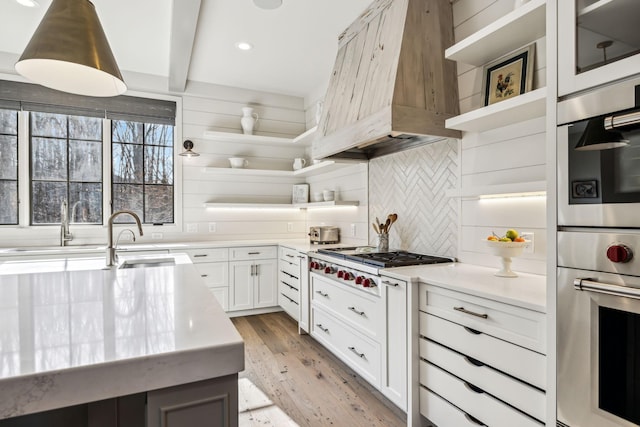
[144,146,173,184]
[112,143,143,184]
[31,112,67,138]
[69,183,102,223]
[0,135,17,180]
[145,124,173,146]
[0,109,17,135]
[32,137,67,181]
[0,181,18,224]
[32,181,66,224]
[145,186,173,223]
[112,184,143,223]
[112,121,142,144]
[69,116,101,141]
[70,140,102,182]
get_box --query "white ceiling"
[0,0,372,98]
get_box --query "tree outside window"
[0,109,18,225]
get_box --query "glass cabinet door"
[558,0,640,96]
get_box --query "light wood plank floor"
[232,312,406,427]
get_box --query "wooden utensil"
[383,218,391,232]
[372,222,380,234]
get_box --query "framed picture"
[292,184,309,204]
[481,43,535,106]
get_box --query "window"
[0,109,18,225]
[30,112,103,225]
[112,120,174,224]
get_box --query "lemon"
[505,229,519,241]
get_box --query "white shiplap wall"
[453,0,548,274]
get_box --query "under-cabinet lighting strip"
[478,191,547,200]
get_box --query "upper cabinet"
[558,1,640,96]
[445,0,547,133]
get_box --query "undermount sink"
[118,258,176,269]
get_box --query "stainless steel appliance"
[308,226,340,244]
[557,79,640,427]
[558,77,640,227]
[309,247,454,295]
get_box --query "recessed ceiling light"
[15,0,39,7]
[253,0,282,10]
[235,42,253,51]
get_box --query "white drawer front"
[311,307,380,387]
[194,262,229,287]
[279,247,301,266]
[279,260,300,279]
[230,246,277,261]
[208,287,228,311]
[420,312,545,390]
[311,275,382,340]
[420,361,543,427]
[420,386,488,427]
[420,338,545,422]
[279,292,299,320]
[279,279,299,302]
[420,284,546,354]
[180,248,228,263]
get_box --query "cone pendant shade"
[15,0,126,97]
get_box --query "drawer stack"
[418,284,546,427]
[278,247,301,320]
[310,274,383,387]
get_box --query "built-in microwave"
[558,78,640,228]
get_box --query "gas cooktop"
[317,247,454,268]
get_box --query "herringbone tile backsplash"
[368,139,459,257]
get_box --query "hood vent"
[312,0,461,160]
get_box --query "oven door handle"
[574,278,640,299]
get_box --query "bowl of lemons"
[485,229,527,277]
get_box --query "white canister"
[322,190,335,201]
[293,158,307,170]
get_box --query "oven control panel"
[309,259,381,296]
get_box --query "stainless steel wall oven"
[557,77,640,427]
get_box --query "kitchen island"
[0,254,244,426]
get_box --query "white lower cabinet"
[171,248,229,311]
[229,246,278,312]
[418,283,546,427]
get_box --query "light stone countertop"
[0,253,244,419]
[381,263,546,313]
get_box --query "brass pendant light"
[15,0,127,97]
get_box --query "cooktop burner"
[317,247,454,268]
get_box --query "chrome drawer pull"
[464,413,487,426]
[315,290,329,297]
[201,274,208,278]
[286,254,294,258]
[297,255,305,259]
[316,324,329,333]
[193,254,208,258]
[348,306,366,316]
[281,293,295,303]
[382,280,399,287]
[464,381,485,394]
[463,326,482,335]
[454,306,488,319]
[348,346,366,358]
[248,252,261,255]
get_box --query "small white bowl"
[229,157,248,168]
[322,190,335,201]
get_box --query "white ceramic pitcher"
[240,107,259,135]
[293,158,306,170]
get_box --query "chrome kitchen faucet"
[106,210,143,266]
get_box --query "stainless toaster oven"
[309,226,339,244]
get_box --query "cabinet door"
[229,261,254,311]
[381,276,407,411]
[253,259,278,308]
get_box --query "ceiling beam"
[168,0,202,93]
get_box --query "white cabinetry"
[171,248,229,311]
[278,246,302,321]
[418,283,546,426]
[229,246,278,312]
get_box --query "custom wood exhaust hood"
[312,0,461,160]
